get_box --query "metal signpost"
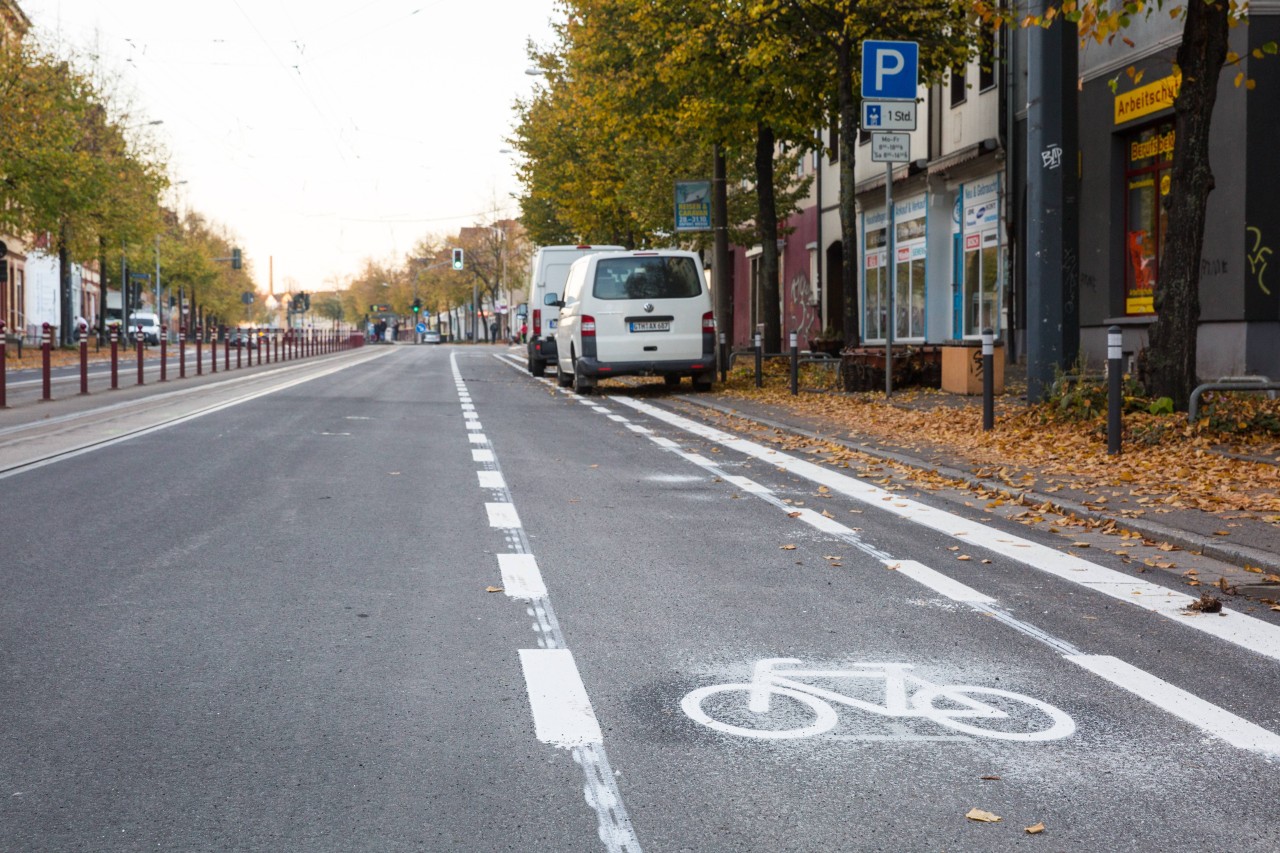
[862,40,919,397]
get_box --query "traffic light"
[451,248,464,270]
[412,298,421,314]
[231,248,242,270]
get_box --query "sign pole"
[885,161,895,398]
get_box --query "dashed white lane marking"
[887,560,996,604]
[462,354,640,852]
[1066,655,1280,757]
[472,449,495,463]
[466,420,483,431]
[485,502,522,529]
[519,649,604,747]
[499,553,549,600]
[625,424,652,434]
[608,415,629,423]
[521,377,1280,760]
[611,395,1280,666]
[468,433,488,444]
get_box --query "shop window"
[978,28,996,92]
[864,220,926,342]
[962,232,1001,336]
[864,228,887,340]
[1124,120,1174,315]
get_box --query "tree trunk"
[837,37,861,347]
[58,223,73,346]
[1145,0,1229,407]
[755,122,781,352]
[712,143,732,346]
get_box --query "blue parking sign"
[861,41,919,101]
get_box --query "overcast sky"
[20,0,558,293]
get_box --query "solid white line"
[612,395,1280,665]
[888,560,997,603]
[486,502,522,529]
[499,553,549,600]
[472,449,495,463]
[1066,655,1280,757]
[477,470,505,489]
[519,649,604,748]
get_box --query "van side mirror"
[543,293,565,308]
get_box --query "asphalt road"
[3,344,1279,851]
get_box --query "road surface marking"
[1066,655,1280,757]
[485,502,522,529]
[468,433,487,444]
[477,470,505,490]
[519,649,603,747]
[887,560,996,603]
[472,449,495,463]
[499,554,549,600]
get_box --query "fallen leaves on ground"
[1025,822,1046,835]
[1186,593,1223,613]
[965,808,1002,823]
[485,586,503,593]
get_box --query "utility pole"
[1024,3,1080,401]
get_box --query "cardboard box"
[941,342,1004,395]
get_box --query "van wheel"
[556,364,573,387]
[530,356,545,377]
[664,374,681,388]
[692,372,714,392]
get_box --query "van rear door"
[589,255,706,362]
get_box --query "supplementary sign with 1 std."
[863,101,917,132]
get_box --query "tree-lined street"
[4,344,1280,850]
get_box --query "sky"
[19,0,559,294]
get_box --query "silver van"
[546,250,715,394]
[525,244,623,376]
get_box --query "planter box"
[941,341,1004,395]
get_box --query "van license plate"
[630,321,671,332]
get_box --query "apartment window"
[979,27,997,91]
[950,65,967,107]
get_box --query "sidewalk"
[662,366,1280,608]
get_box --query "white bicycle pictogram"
[682,657,1076,742]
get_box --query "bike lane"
[493,357,1280,852]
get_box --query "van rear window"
[593,257,702,300]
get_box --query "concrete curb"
[674,396,1280,579]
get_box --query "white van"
[129,312,162,345]
[525,244,623,376]
[546,249,715,395]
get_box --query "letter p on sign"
[861,40,919,101]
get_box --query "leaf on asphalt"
[957,555,973,561]
[1158,542,1180,551]
[1213,530,1231,536]
[780,544,797,550]
[485,586,504,593]
[822,509,835,518]
[982,559,993,564]
[389,471,401,476]
[948,545,960,551]
[1185,593,1223,613]
[1071,541,1091,548]
[1025,822,1046,834]
[788,511,803,518]
[1245,565,1264,574]
[980,774,1001,781]
[965,808,1002,823]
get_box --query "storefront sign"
[1130,130,1176,164]
[1114,73,1181,125]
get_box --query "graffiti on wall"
[1247,225,1272,296]
[788,272,818,341]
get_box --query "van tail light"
[702,312,716,332]
[533,309,541,336]
[581,315,596,337]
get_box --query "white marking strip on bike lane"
[610,395,1280,665]
[519,649,604,747]
[536,381,1280,758]
[456,353,641,853]
[1066,655,1280,757]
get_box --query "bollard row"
[0,324,364,407]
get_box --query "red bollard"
[210,328,217,374]
[0,320,8,409]
[41,322,52,401]
[196,325,204,376]
[159,324,168,382]
[257,330,263,366]
[224,334,230,371]
[179,325,187,379]
[79,322,89,395]
[110,326,119,389]
[236,333,242,369]
[135,325,145,386]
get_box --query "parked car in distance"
[422,329,441,344]
[526,244,624,377]
[130,312,162,345]
[546,249,715,395]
